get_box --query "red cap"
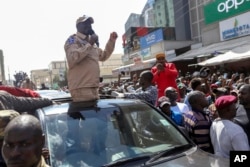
[215,95,237,110]
[210,84,218,89]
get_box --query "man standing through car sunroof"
[64,14,118,102]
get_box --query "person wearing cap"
[177,83,187,103]
[210,95,249,159]
[2,114,50,167]
[64,15,118,103]
[151,53,179,101]
[208,87,229,120]
[158,96,172,116]
[158,96,184,126]
[210,84,218,90]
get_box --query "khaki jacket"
[64,32,115,91]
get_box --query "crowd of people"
[108,53,250,159]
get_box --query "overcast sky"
[0,0,146,78]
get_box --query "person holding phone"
[151,53,179,102]
[64,15,118,103]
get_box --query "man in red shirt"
[151,53,179,101]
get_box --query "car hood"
[151,147,229,167]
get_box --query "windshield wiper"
[146,144,193,164]
[102,155,151,167]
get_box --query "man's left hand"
[109,32,118,42]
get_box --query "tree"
[13,71,28,87]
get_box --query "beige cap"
[76,15,94,25]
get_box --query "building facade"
[154,0,175,27]
[115,0,250,78]
[99,53,123,83]
[30,69,51,89]
[30,53,123,89]
[114,0,193,78]
[172,0,250,73]
[31,60,67,89]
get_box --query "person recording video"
[64,14,118,103]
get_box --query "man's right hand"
[89,34,98,46]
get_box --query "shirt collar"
[76,32,88,40]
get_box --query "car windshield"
[44,102,189,167]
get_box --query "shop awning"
[169,35,250,62]
[198,49,250,66]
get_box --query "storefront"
[170,2,250,73]
[198,10,250,70]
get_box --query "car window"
[43,102,189,166]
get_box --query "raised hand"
[109,32,118,42]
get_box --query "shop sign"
[204,0,250,24]
[140,29,163,49]
[220,12,250,41]
[141,48,151,59]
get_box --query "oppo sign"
[218,0,248,13]
[204,0,250,24]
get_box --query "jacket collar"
[76,32,88,40]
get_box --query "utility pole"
[8,66,10,85]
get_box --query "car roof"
[35,90,120,103]
[39,98,149,116]
[35,90,72,102]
